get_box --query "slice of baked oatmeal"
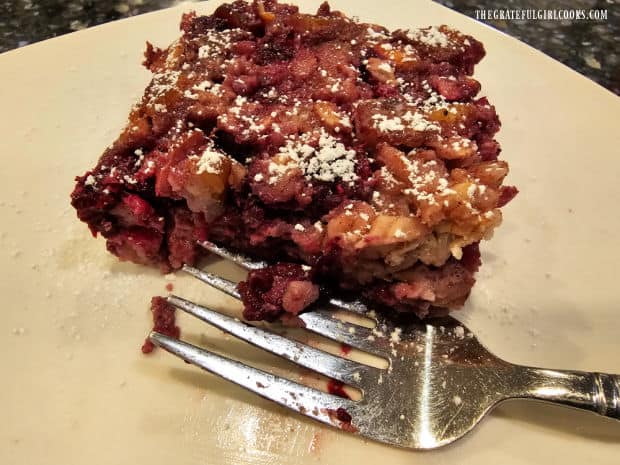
[71,0,517,320]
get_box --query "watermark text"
[475,9,608,21]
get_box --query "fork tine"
[167,295,378,386]
[182,263,385,355]
[199,241,268,270]
[181,264,241,299]
[196,242,373,316]
[326,297,371,315]
[149,332,359,431]
[180,265,386,358]
[299,310,392,357]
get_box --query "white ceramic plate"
[1,1,619,463]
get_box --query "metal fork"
[149,241,620,449]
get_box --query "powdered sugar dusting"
[196,146,226,175]
[276,130,359,185]
[407,26,452,48]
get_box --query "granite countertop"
[1,0,618,95]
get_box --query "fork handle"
[512,367,620,420]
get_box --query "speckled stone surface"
[1,0,618,95]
